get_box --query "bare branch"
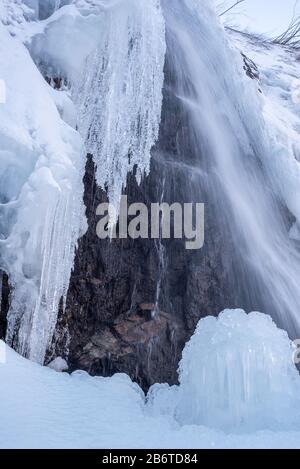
[272,0,300,48]
[272,16,300,48]
[219,0,246,17]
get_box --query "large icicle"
[0,21,86,363]
[74,0,166,214]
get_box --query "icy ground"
[1,309,300,449]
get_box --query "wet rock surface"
[0,271,9,340]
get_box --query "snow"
[47,356,68,371]
[229,30,300,237]
[1,309,300,449]
[0,15,86,363]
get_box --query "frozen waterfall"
[74,0,166,216]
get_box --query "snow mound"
[2,309,300,448]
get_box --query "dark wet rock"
[242,52,260,80]
[0,271,9,340]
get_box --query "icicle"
[74,0,166,218]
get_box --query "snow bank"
[1,310,300,448]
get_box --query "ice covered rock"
[47,356,68,372]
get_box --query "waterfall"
[54,0,61,12]
[2,0,300,367]
[160,0,300,335]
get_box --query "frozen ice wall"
[0,0,166,363]
[30,0,166,218]
[0,14,86,363]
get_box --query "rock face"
[0,271,9,340]
[49,52,247,391]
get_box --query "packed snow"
[1,310,300,449]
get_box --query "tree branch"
[219,0,246,17]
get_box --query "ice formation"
[0,0,166,362]
[2,309,300,448]
[147,310,300,435]
[29,0,166,217]
[0,7,86,363]
[74,0,166,216]
[1,1,300,451]
[175,310,300,432]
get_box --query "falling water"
[54,0,61,11]
[160,0,300,336]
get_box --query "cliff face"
[49,53,244,391]
[0,272,9,341]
